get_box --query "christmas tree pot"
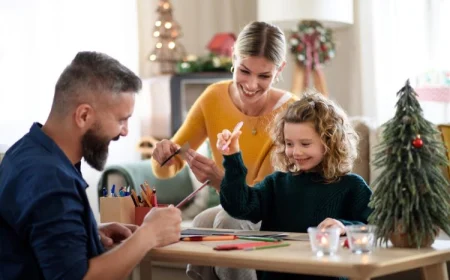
[389,224,439,248]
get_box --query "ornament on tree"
[412,135,423,148]
[368,79,450,248]
[148,0,186,74]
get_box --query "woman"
[151,21,296,280]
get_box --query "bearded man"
[0,51,181,280]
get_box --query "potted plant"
[368,80,450,248]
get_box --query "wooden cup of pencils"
[132,181,163,225]
[99,196,135,224]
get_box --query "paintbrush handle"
[176,180,210,208]
[160,148,181,167]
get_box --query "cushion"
[369,125,385,186]
[350,117,375,185]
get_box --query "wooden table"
[138,236,450,280]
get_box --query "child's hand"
[216,129,242,155]
[318,218,346,235]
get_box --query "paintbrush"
[176,180,210,208]
[160,142,190,167]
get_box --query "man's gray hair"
[51,51,142,116]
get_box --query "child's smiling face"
[284,122,325,171]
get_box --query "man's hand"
[185,149,224,191]
[142,206,182,248]
[98,222,138,249]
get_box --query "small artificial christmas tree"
[368,79,450,248]
[148,0,185,74]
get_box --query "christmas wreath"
[289,21,336,69]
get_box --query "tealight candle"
[345,225,376,254]
[308,227,340,256]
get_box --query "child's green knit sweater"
[220,153,373,280]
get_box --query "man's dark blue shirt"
[0,123,104,279]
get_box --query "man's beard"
[81,126,119,171]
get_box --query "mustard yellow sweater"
[151,80,297,185]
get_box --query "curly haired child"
[216,92,372,280]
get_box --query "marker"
[151,188,158,207]
[119,186,125,197]
[111,184,117,197]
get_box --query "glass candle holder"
[345,225,376,254]
[307,227,340,256]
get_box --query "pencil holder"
[100,197,135,224]
[135,207,151,226]
[134,204,169,226]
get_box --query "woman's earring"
[274,76,280,84]
[230,66,234,73]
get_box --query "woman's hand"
[216,129,242,155]
[185,149,224,191]
[152,139,180,166]
[318,218,346,235]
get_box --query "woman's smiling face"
[233,56,279,106]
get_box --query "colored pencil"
[238,236,281,242]
[221,121,243,151]
[243,242,290,251]
[176,180,210,208]
[181,235,237,241]
[140,184,152,208]
[130,189,139,207]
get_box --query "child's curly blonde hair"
[271,91,359,182]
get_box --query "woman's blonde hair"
[271,91,359,182]
[234,21,286,68]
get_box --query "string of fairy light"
[148,0,185,70]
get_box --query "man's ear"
[74,104,95,129]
